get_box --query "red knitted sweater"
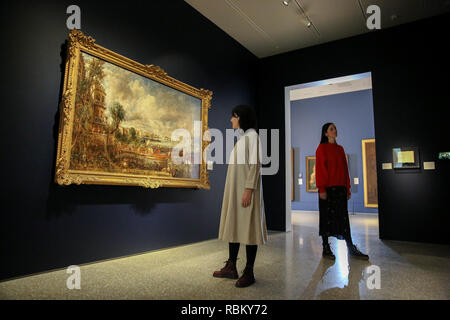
[315,142,351,195]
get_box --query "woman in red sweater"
[315,123,369,260]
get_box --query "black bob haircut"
[231,105,258,132]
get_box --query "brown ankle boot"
[235,265,255,288]
[213,259,238,279]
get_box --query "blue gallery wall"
[291,89,378,213]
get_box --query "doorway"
[284,72,378,233]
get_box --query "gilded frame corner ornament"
[55,30,212,189]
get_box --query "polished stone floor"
[1,211,449,299]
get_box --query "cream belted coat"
[218,128,268,245]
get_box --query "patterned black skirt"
[318,186,351,240]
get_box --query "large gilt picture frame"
[55,30,212,189]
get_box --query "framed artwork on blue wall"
[392,146,420,169]
[306,156,318,192]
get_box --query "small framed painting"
[438,152,450,160]
[392,146,420,169]
[306,156,318,192]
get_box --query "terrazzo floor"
[1,211,449,300]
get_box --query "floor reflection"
[300,240,372,300]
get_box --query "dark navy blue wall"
[258,13,450,244]
[0,1,258,281]
[1,2,449,282]
[290,89,377,213]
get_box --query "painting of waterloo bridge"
[69,52,202,179]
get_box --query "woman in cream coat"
[213,105,268,288]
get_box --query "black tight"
[322,235,353,247]
[229,242,258,267]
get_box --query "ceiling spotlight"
[307,21,311,27]
[283,1,290,6]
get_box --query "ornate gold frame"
[305,156,318,193]
[55,30,212,189]
[362,139,378,207]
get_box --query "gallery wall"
[0,1,258,281]
[258,12,450,244]
[1,2,449,281]
[291,89,378,213]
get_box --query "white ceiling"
[185,0,450,58]
[290,73,372,101]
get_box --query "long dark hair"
[231,105,258,132]
[320,122,335,144]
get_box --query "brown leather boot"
[235,265,255,288]
[213,259,238,279]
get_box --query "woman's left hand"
[242,189,253,207]
[347,193,351,200]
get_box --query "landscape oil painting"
[55,30,212,189]
[71,52,201,178]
